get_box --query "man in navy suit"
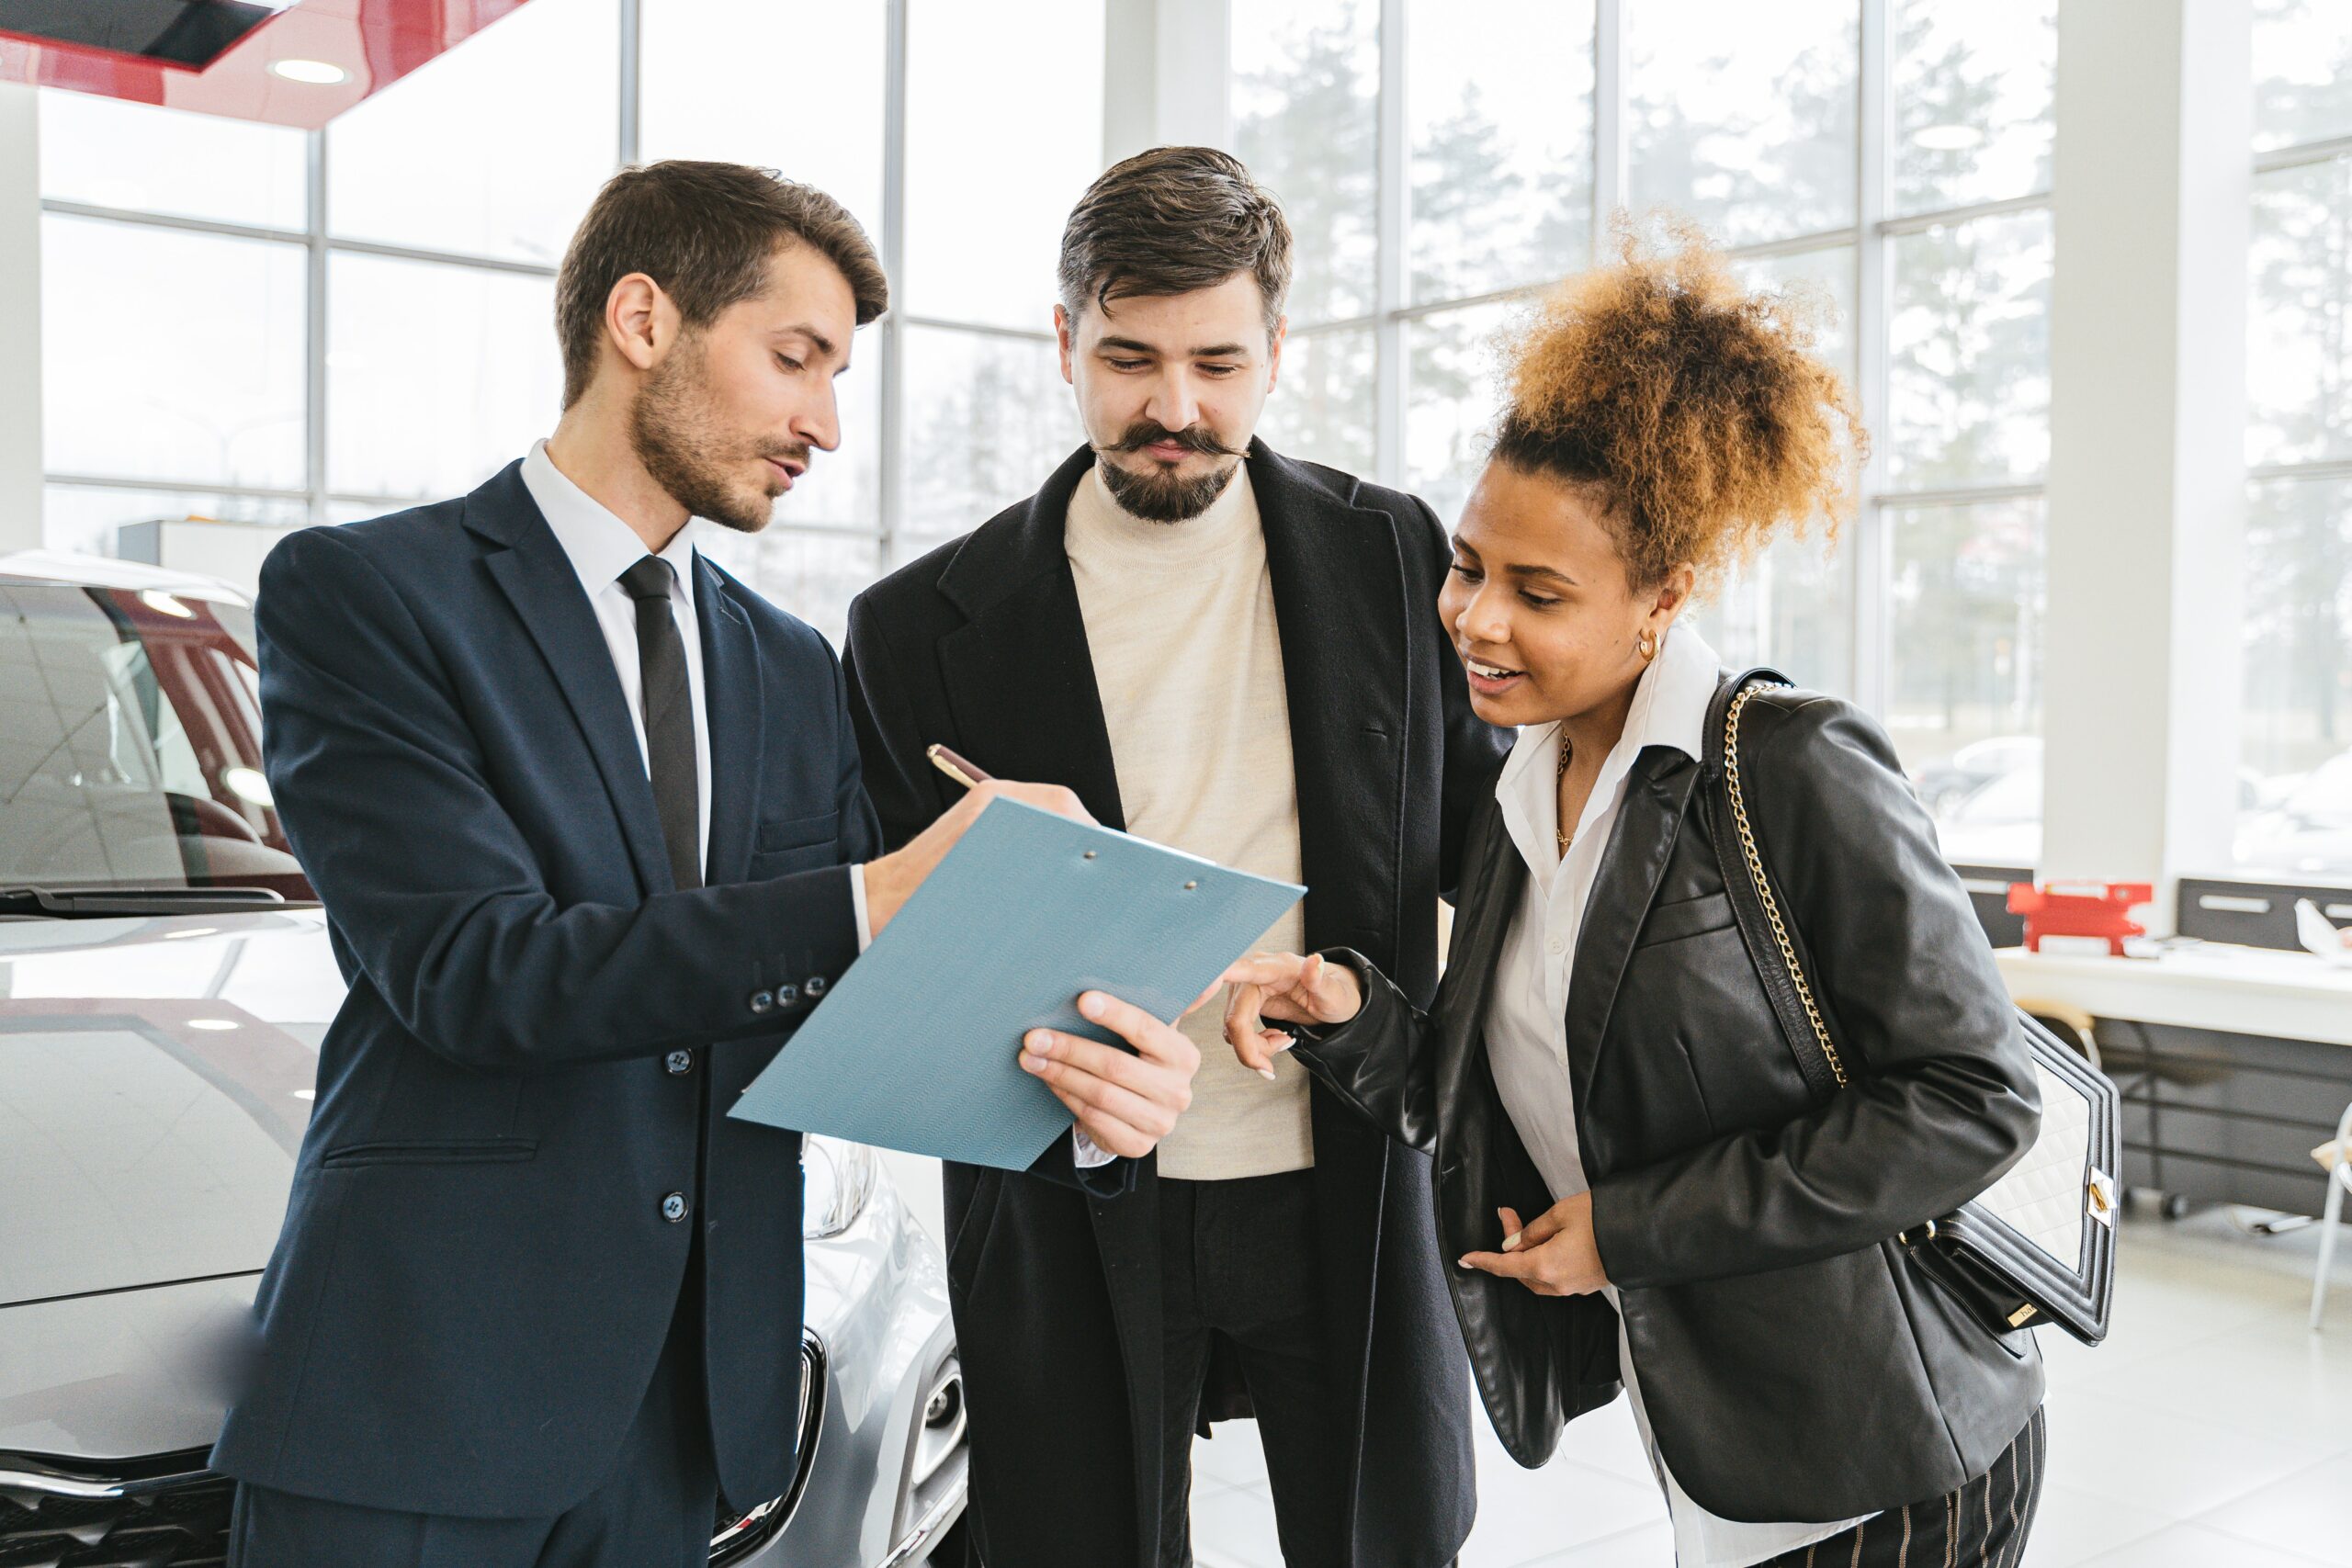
[215,160,1202,1568]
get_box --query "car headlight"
[801,1135,877,1239]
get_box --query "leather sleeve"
[1286,949,1442,1155]
[255,525,862,1069]
[1588,694,2041,1291]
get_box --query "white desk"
[1995,944,2352,1050]
[1994,943,2352,1215]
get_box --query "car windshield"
[0,576,312,899]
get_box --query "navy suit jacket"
[212,461,878,1518]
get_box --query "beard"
[629,339,808,535]
[1094,420,1245,523]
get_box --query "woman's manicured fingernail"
[1455,1256,1474,1269]
[1079,993,1104,1019]
[1501,1232,1522,1252]
[1256,1065,1278,1082]
[1270,1033,1295,1052]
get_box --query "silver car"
[0,551,968,1566]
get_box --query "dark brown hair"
[1057,146,1293,331]
[1492,216,1867,592]
[556,160,888,408]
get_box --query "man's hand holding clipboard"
[832,746,1208,1162]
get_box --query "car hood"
[0,910,343,1310]
[0,1275,260,1459]
[0,908,880,1464]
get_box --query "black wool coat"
[842,441,1511,1568]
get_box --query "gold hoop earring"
[1638,630,1658,662]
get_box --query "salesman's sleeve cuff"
[851,864,874,953]
[1071,1128,1116,1168]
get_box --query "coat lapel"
[933,449,1161,1532]
[1562,750,1702,1094]
[469,463,673,897]
[1250,443,1419,1492]
[1251,442,1410,956]
[933,446,1127,829]
[695,558,765,887]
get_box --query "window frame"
[1265,0,2054,715]
[36,0,1053,581]
[2233,128,2352,886]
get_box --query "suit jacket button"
[664,1049,695,1076]
[661,1192,689,1224]
[776,983,801,1006]
[805,976,828,998]
[749,989,775,1014]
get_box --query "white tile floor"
[1185,1203,2352,1567]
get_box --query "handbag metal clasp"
[2086,1168,2118,1228]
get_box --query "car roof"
[0,547,253,606]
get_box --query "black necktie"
[618,556,701,891]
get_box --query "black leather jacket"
[1294,681,2044,1524]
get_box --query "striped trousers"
[1761,1406,2046,1568]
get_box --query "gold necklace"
[1555,733,1575,856]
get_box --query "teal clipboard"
[729,798,1306,1170]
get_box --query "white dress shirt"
[523,441,879,940]
[521,441,714,876]
[1484,623,1873,1568]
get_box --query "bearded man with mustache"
[842,147,1511,1568]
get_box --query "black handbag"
[1706,670,2119,1347]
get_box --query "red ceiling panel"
[0,0,532,130]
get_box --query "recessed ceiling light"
[139,589,195,618]
[270,58,349,85]
[1914,123,1985,151]
[291,1089,316,1100]
[188,1017,239,1031]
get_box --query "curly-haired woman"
[1219,228,2046,1567]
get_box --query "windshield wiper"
[0,885,290,919]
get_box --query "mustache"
[1101,422,1244,458]
[759,442,812,468]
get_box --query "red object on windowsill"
[2006,881,2156,956]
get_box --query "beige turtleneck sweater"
[1064,462,1313,1179]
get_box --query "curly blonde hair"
[1491,216,1866,592]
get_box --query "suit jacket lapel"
[933,446,1126,829]
[1563,750,1701,1092]
[1251,442,1409,954]
[468,463,673,897]
[696,558,764,886]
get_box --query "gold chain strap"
[1723,683,1849,1089]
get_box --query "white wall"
[1103,0,1232,164]
[2042,0,2252,919]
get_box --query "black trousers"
[228,1268,720,1568]
[1761,1406,2047,1568]
[1159,1169,1350,1568]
